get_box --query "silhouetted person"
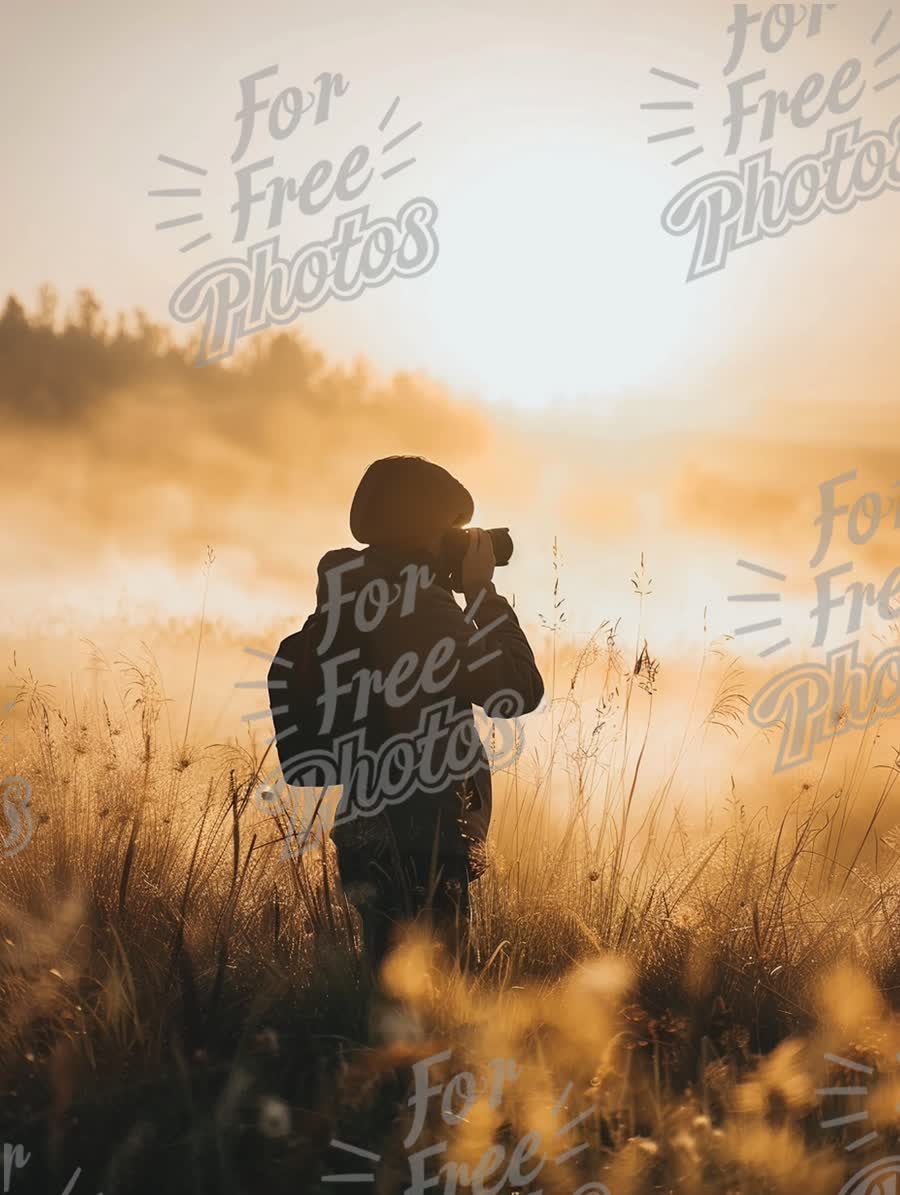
[270,456,543,971]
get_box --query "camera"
[440,527,514,591]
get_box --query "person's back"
[270,456,544,968]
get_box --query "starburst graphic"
[324,1076,605,1188]
[377,97,422,180]
[818,1052,882,1152]
[817,1050,900,1158]
[872,9,900,93]
[235,645,294,741]
[641,67,705,167]
[728,560,792,659]
[817,1049,900,1195]
[463,586,510,674]
[235,584,512,736]
[645,8,900,176]
[148,155,212,253]
[149,95,424,253]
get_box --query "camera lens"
[488,528,513,567]
[440,527,514,574]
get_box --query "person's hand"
[461,528,496,603]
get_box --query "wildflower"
[631,1137,659,1155]
[735,1039,816,1120]
[259,1096,292,1139]
[671,1131,700,1163]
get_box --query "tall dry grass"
[2,582,900,1193]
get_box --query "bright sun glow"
[423,129,723,409]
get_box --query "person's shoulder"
[314,547,368,603]
[317,547,364,572]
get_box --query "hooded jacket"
[270,546,544,872]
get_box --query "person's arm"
[390,530,544,717]
[435,581,544,715]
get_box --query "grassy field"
[2,614,900,1195]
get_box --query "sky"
[6,0,900,410]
